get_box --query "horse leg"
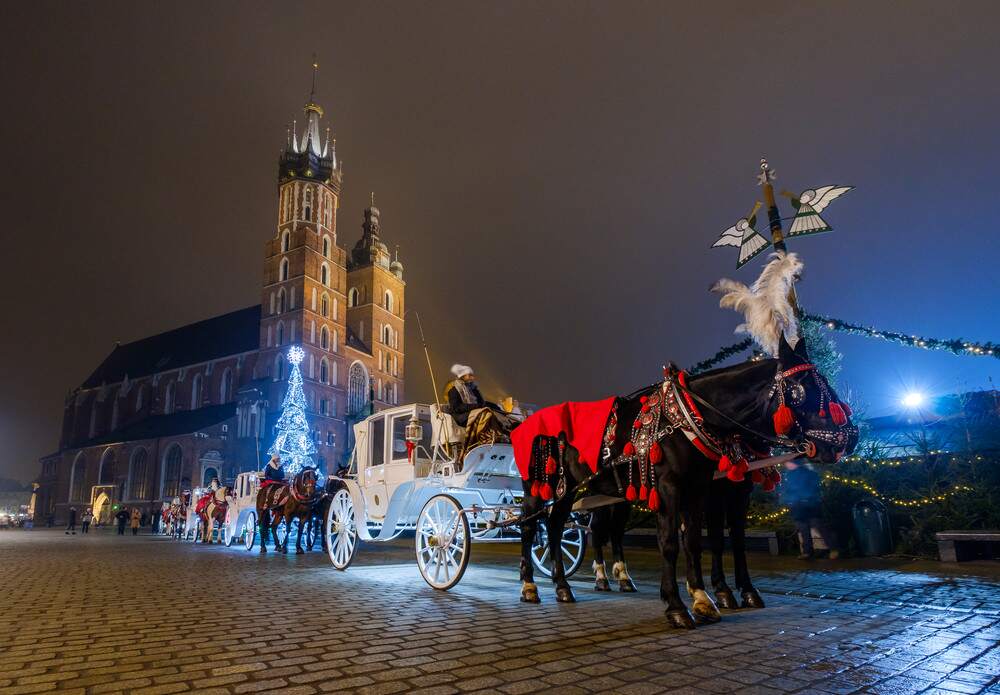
[707,483,738,609]
[259,508,270,553]
[658,481,695,629]
[610,500,636,592]
[519,494,542,603]
[591,507,611,591]
[548,495,575,603]
[276,511,287,554]
[732,481,764,608]
[295,511,305,554]
[682,498,721,624]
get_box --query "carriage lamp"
[405,416,423,462]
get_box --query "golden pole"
[759,158,800,319]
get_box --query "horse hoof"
[520,583,541,603]
[555,586,576,603]
[296,548,304,555]
[715,588,740,610]
[594,578,611,592]
[741,589,765,609]
[665,608,697,629]
[619,579,637,593]
[259,548,267,554]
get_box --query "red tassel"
[773,404,795,435]
[632,419,642,429]
[718,454,733,473]
[829,402,847,427]
[623,442,636,457]
[530,480,540,498]
[545,456,557,475]
[751,469,764,484]
[640,396,648,404]
[762,479,775,492]
[639,484,648,501]
[641,404,650,413]
[648,488,660,511]
[727,466,745,482]
[841,402,853,417]
[540,482,553,501]
[648,441,663,464]
[625,485,637,502]
[819,408,826,418]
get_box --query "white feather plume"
[711,252,803,357]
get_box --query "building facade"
[33,91,405,524]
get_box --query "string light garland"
[748,507,789,523]
[803,313,999,359]
[822,473,974,508]
[689,338,753,374]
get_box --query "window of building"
[164,382,175,415]
[110,395,120,431]
[323,235,331,258]
[280,257,289,282]
[162,445,183,499]
[135,384,144,412]
[348,287,359,307]
[348,362,369,416]
[128,448,148,500]
[98,448,116,485]
[220,368,232,402]
[320,358,329,384]
[191,373,202,410]
[310,320,316,344]
[327,431,334,446]
[311,287,317,311]
[320,398,328,415]
[384,290,394,313]
[321,293,329,317]
[69,453,86,502]
[273,353,283,381]
[320,326,329,350]
[276,321,284,346]
[281,230,290,253]
[321,263,329,287]
[304,186,313,222]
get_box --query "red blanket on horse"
[511,397,616,480]
[195,493,214,515]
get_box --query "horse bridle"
[767,362,857,453]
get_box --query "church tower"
[346,198,405,413]
[260,68,350,467]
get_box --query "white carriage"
[221,472,262,549]
[324,403,588,590]
[180,488,203,542]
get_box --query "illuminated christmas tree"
[267,346,317,476]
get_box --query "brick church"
[34,88,405,524]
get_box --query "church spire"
[278,61,341,189]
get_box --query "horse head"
[773,334,858,463]
[296,468,318,499]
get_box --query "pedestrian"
[130,507,141,536]
[115,507,129,535]
[782,460,838,559]
[81,508,92,534]
[65,506,77,535]
[151,506,160,535]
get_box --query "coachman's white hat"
[451,364,474,378]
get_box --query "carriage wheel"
[530,518,587,579]
[244,511,257,551]
[326,489,358,570]
[415,495,470,591]
[223,508,236,547]
[189,518,201,543]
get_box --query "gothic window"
[191,373,202,410]
[164,382,175,415]
[348,287,359,307]
[270,292,275,315]
[332,360,338,385]
[310,321,316,344]
[384,290,394,313]
[281,230,290,253]
[110,394,120,431]
[320,398,328,415]
[128,448,148,500]
[321,293,329,317]
[273,353,284,381]
[304,186,313,222]
[333,329,339,352]
[98,448,115,485]
[280,257,289,282]
[333,297,338,321]
[134,384,144,412]
[277,288,285,313]
[321,263,329,287]
[347,362,369,416]
[276,321,284,346]
[320,325,330,350]
[266,325,273,348]
[383,325,392,345]
[220,368,232,403]
[323,235,331,258]
[311,287,317,311]
[69,453,86,502]
[162,445,183,499]
[320,358,329,384]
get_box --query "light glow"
[901,391,926,409]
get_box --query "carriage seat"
[431,403,466,450]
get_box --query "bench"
[935,531,1000,562]
[624,527,779,555]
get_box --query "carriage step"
[572,495,626,512]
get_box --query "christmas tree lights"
[267,346,317,476]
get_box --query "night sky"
[3,2,1000,483]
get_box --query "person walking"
[81,509,92,534]
[115,507,129,535]
[782,461,838,559]
[130,507,141,536]
[65,506,77,535]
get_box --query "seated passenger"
[444,363,516,453]
[445,364,490,427]
[261,454,286,485]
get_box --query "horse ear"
[777,334,795,363]
[793,335,810,360]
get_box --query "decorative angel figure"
[712,202,771,268]
[782,185,853,237]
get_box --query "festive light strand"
[689,338,753,374]
[804,313,1000,359]
[822,473,974,508]
[748,507,789,523]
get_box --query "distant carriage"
[323,403,587,590]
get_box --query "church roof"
[81,306,261,388]
[345,326,371,355]
[72,403,237,449]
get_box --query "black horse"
[706,476,763,609]
[518,335,857,628]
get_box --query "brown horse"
[198,486,233,543]
[256,469,318,554]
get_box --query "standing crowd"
[64,505,153,536]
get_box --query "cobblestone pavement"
[1,529,999,695]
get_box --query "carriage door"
[362,415,390,520]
